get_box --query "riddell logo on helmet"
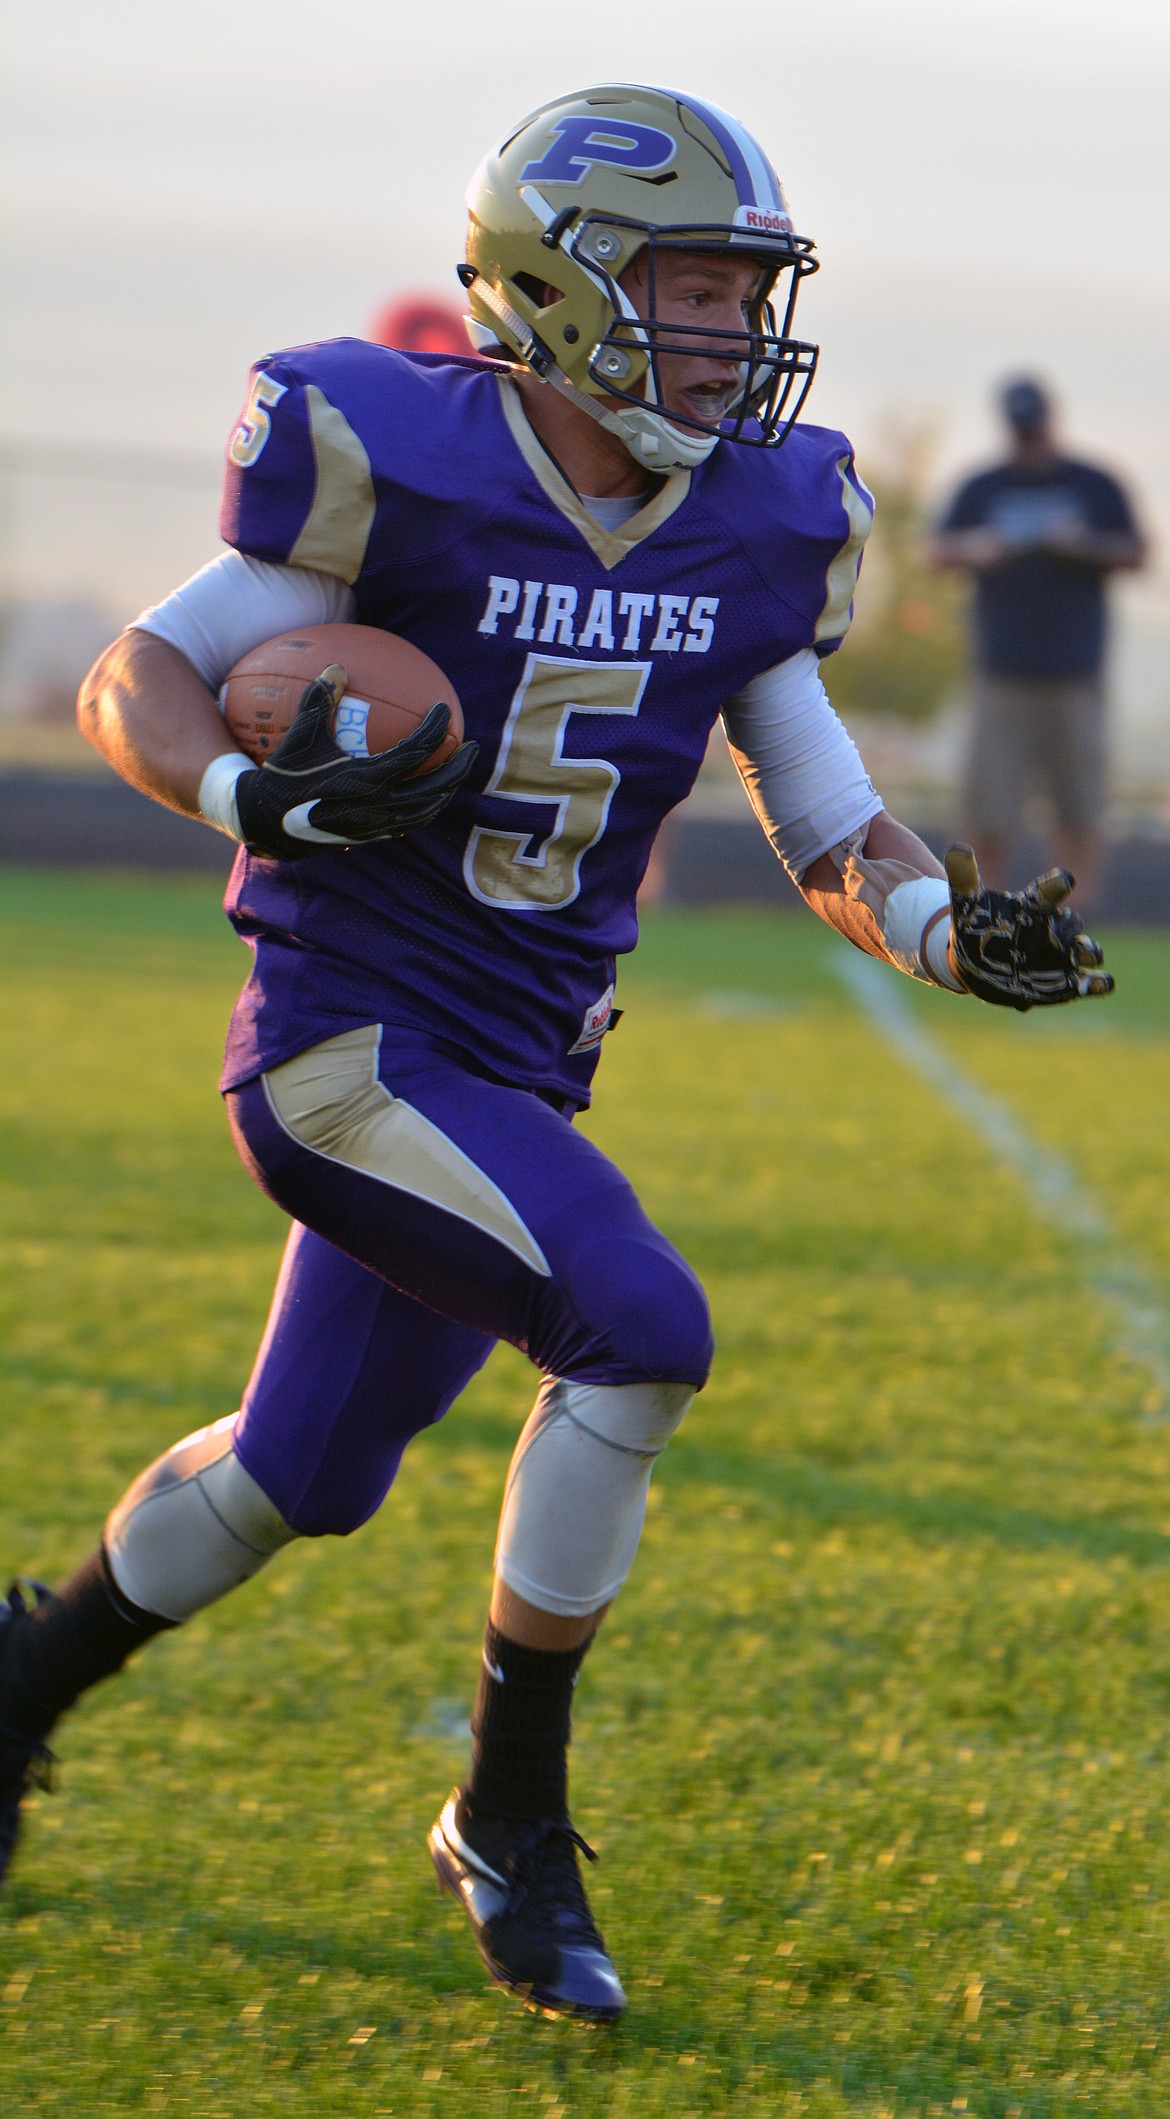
[734,205,793,235]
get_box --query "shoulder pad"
[700,424,874,655]
[808,434,874,656]
[219,341,513,583]
[219,341,385,584]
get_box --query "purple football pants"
[225,1026,712,1537]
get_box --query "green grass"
[3,871,1170,2116]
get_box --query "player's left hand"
[234,664,479,861]
[944,845,1114,1011]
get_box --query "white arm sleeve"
[721,647,883,883]
[131,551,357,694]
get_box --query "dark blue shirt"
[938,456,1137,679]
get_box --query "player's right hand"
[233,664,479,862]
[944,845,1114,1011]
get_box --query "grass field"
[3,870,1170,2117]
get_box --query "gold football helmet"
[460,83,819,473]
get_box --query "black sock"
[0,1548,175,1742]
[462,1622,589,1825]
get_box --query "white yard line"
[835,952,1170,1416]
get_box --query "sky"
[4,0,1169,746]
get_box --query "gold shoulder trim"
[289,385,377,584]
[814,457,874,646]
[497,378,690,573]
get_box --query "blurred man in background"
[930,378,1146,914]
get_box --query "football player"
[0,85,1111,2019]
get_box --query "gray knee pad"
[105,1415,296,1622]
[493,1378,693,1618]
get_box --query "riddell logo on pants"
[568,985,616,1054]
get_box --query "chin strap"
[464,269,718,476]
[542,366,719,474]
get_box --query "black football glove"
[234,663,478,862]
[943,844,1114,1011]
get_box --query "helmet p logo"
[520,116,677,186]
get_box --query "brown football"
[220,624,463,769]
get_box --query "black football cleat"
[0,1582,56,1888]
[428,1791,626,2023]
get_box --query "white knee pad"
[493,1378,693,1618]
[105,1415,297,1622]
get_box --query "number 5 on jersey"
[464,654,650,911]
[228,374,288,469]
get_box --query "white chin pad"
[603,402,720,473]
[105,1416,296,1622]
[493,1379,693,1617]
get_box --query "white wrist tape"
[883,876,965,991]
[922,904,965,989]
[198,750,252,840]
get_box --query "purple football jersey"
[218,342,871,1103]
